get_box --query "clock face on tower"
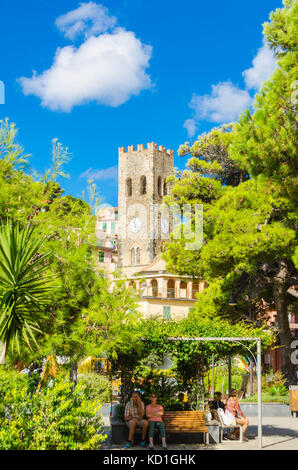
[129,217,142,233]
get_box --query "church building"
[96,142,205,319]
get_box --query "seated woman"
[145,393,167,449]
[225,389,249,441]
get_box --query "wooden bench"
[163,411,209,444]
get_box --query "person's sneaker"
[140,441,146,448]
[123,441,133,448]
[148,442,154,450]
[162,443,167,449]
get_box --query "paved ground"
[100,416,298,451]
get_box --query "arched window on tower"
[163,179,167,195]
[131,246,141,266]
[157,176,162,196]
[126,178,132,196]
[140,175,147,195]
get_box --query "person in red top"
[225,389,249,441]
[145,393,167,449]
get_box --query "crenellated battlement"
[118,142,174,157]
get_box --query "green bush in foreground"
[0,369,106,450]
[78,372,111,403]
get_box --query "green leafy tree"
[178,123,248,187]
[230,0,298,204]
[164,1,298,385]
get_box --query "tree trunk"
[273,260,296,385]
[0,341,7,364]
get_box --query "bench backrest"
[163,411,208,433]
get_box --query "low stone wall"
[240,403,291,417]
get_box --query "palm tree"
[0,220,54,363]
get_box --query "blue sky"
[0,0,281,206]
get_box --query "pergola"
[165,336,263,449]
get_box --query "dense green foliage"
[0,221,55,363]
[0,368,106,450]
[163,0,298,384]
[78,372,111,403]
[0,118,140,367]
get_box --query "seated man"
[208,392,225,412]
[124,391,148,448]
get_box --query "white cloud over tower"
[19,2,152,112]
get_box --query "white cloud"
[243,41,276,90]
[183,118,197,138]
[55,2,117,40]
[189,81,253,123]
[19,29,152,111]
[80,165,118,181]
[183,39,277,132]
[19,4,152,112]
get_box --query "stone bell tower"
[117,142,174,276]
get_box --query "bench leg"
[239,426,243,442]
[204,432,209,445]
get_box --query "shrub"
[0,368,106,450]
[78,372,111,403]
[262,370,288,395]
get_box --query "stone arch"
[151,279,158,297]
[167,279,175,298]
[180,280,187,298]
[192,281,200,299]
[131,246,141,265]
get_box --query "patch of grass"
[241,392,289,404]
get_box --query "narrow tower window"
[163,179,167,195]
[126,178,132,196]
[157,176,162,196]
[140,175,147,195]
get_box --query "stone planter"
[240,402,291,417]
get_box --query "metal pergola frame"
[164,336,263,449]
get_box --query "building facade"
[117,142,174,277]
[114,142,203,319]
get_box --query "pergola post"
[228,356,232,395]
[211,353,215,396]
[257,338,262,449]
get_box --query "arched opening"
[126,178,132,196]
[136,246,140,265]
[180,281,187,298]
[163,179,167,195]
[167,279,175,298]
[192,281,200,299]
[151,279,158,297]
[140,281,147,297]
[140,175,147,195]
[157,176,162,196]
